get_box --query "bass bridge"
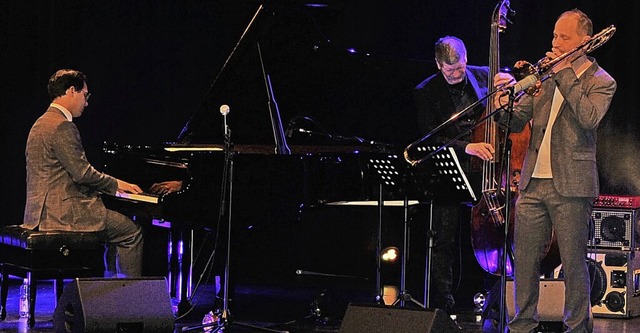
[482,188,506,226]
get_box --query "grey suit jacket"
[23,107,118,231]
[501,58,616,197]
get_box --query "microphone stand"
[497,91,516,333]
[287,127,395,151]
[217,109,233,332]
[181,109,286,333]
[405,75,539,165]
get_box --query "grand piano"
[102,142,395,313]
[101,2,432,317]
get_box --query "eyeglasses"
[81,90,91,101]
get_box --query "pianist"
[23,69,144,277]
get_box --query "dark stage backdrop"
[2,1,639,225]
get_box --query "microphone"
[220,105,231,138]
[219,104,230,116]
[504,74,538,96]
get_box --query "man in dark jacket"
[413,36,495,314]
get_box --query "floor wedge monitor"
[338,303,459,333]
[53,277,174,333]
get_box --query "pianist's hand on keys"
[149,180,183,195]
[116,179,142,194]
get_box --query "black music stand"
[368,147,475,308]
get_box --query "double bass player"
[413,36,495,315]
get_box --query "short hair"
[559,9,593,36]
[47,69,87,101]
[434,36,467,66]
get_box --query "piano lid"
[176,2,428,149]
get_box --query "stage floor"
[0,276,637,333]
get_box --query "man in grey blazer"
[494,9,616,333]
[23,69,144,277]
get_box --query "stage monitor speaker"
[338,303,459,333]
[588,208,640,250]
[505,279,565,322]
[53,277,174,333]
[588,249,640,318]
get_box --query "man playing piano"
[23,69,144,277]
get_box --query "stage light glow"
[381,246,399,263]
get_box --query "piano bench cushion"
[0,225,103,250]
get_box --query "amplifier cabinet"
[588,208,640,250]
[587,250,640,318]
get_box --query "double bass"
[469,0,559,277]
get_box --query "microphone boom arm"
[404,81,533,166]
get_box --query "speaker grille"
[588,208,639,250]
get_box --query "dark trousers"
[427,203,460,312]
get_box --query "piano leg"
[169,226,194,316]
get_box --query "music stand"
[367,147,475,308]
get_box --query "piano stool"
[0,225,104,328]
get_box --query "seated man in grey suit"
[23,69,144,277]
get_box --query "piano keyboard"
[115,192,161,204]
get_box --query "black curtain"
[2,1,638,225]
